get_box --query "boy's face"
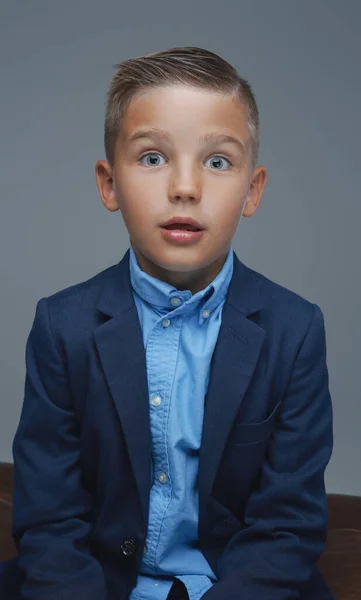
[96,85,267,292]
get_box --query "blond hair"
[104,46,260,169]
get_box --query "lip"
[160,216,204,230]
[160,227,204,244]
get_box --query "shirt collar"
[129,246,234,324]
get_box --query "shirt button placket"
[151,395,162,407]
[158,472,167,484]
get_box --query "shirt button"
[162,318,171,328]
[170,296,181,307]
[202,309,210,319]
[151,395,162,407]
[158,472,167,484]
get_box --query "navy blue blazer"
[2,249,334,600]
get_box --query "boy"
[2,47,334,600]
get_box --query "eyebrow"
[124,128,246,154]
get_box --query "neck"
[131,243,229,295]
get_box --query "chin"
[132,238,216,271]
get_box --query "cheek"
[215,210,243,241]
[204,190,247,235]
[115,175,161,225]
[118,165,165,196]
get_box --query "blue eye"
[139,152,232,170]
[139,153,166,167]
[205,155,231,170]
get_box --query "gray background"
[1,1,360,494]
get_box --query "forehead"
[120,85,251,145]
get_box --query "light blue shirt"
[128,245,234,600]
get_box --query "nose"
[168,164,202,204]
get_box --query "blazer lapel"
[199,253,266,524]
[94,250,151,526]
[93,249,266,530]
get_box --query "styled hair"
[104,46,260,169]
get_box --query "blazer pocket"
[231,401,281,446]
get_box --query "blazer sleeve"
[12,297,108,600]
[201,303,333,600]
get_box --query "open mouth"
[159,221,205,244]
[161,223,202,232]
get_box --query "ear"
[95,160,120,212]
[242,165,267,217]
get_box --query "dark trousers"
[167,578,190,600]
